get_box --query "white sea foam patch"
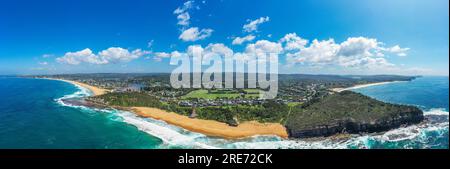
[384,112,447,142]
[55,103,450,149]
[215,108,450,149]
[55,83,448,149]
[115,111,218,149]
[78,106,346,149]
[424,108,449,116]
[52,80,355,149]
[53,84,219,148]
[59,99,449,149]
[55,83,92,106]
[344,109,449,148]
[55,94,340,149]
[219,136,349,149]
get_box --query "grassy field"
[181,89,261,99]
[287,102,302,107]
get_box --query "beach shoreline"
[45,78,289,139]
[131,107,289,139]
[44,78,109,96]
[331,81,403,92]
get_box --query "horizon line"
[4,72,447,77]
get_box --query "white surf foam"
[55,82,449,149]
[59,102,449,149]
[116,111,218,149]
[55,82,92,107]
[222,137,349,149]
[424,108,449,116]
[343,109,449,148]
[214,109,450,149]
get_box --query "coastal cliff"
[56,78,424,140]
[285,91,424,138]
[61,93,289,139]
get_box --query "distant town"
[29,73,418,109]
[26,73,423,138]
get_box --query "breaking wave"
[55,82,91,106]
[56,83,449,149]
[222,108,448,149]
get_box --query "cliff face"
[285,91,424,138]
[287,110,423,138]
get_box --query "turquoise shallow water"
[0,76,448,149]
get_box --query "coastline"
[48,78,289,139]
[331,81,403,92]
[131,107,289,139]
[20,76,448,148]
[45,78,109,96]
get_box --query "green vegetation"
[195,100,290,124]
[181,89,260,100]
[34,73,422,138]
[286,91,422,130]
[92,92,290,125]
[90,90,422,138]
[287,102,302,107]
[93,92,163,108]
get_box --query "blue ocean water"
[0,77,162,148]
[350,76,449,149]
[0,76,448,149]
[352,76,449,112]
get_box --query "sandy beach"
[132,107,289,139]
[49,78,109,96]
[48,78,288,139]
[331,81,401,92]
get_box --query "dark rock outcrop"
[285,91,424,138]
[61,98,111,109]
[287,110,423,138]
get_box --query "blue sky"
[0,0,448,75]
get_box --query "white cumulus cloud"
[147,32,412,74]
[286,39,340,65]
[232,35,255,45]
[174,1,194,26]
[98,47,147,64]
[176,12,191,26]
[245,40,283,54]
[283,36,409,70]
[279,33,308,51]
[56,48,101,65]
[152,52,171,61]
[56,47,149,65]
[338,37,379,57]
[152,51,186,62]
[179,27,213,42]
[243,16,270,32]
[382,45,410,56]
